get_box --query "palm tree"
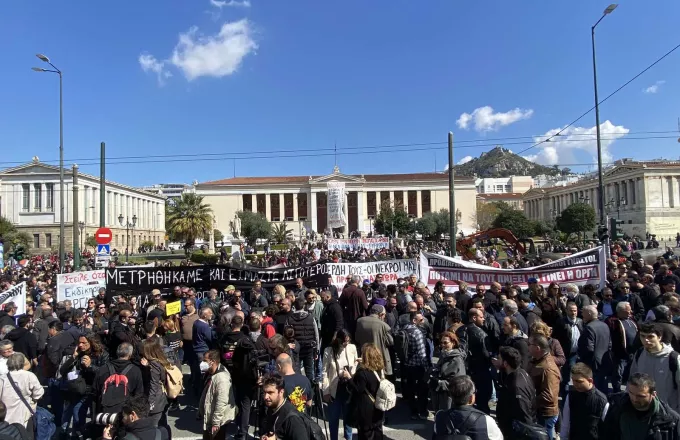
[270,222,293,244]
[166,193,213,254]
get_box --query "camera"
[94,413,118,425]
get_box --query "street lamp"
[78,221,85,251]
[33,53,65,273]
[580,196,591,246]
[368,215,374,237]
[118,214,137,263]
[592,4,618,237]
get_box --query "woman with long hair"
[140,339,170,427]
[430,331,465,410]
[321,329,358,440]
[60,332,109,438]
[342,343,386,440]
[92,302,109,343]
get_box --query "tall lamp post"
[592,4,618,232]
[118,214,137,263]
[32,54,64,273]
[78,221,85,251]
[580,196,591,247]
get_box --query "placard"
[0,282,26,315]
[57,270,107,309]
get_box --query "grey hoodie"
[630,342,680,413]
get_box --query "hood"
[440,348,465,360]
[222,330,247,344]
[6,327,29,341]
[509,330,528,340]
[650,343,675,358]
[261,316,274,324]
[109,358,133,373]
[291,310,310,320]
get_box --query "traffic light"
[598,224,609,242]
[12,245,24,261]
[609,217,625,241]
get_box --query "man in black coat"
[465,308,493,415]
[495,346,536,438]
[577,305,611,394]
[319,291,344,351]
[553,301,584,399]
[6,316,38,366]
[649,305,680,352]
[0,302,17,329]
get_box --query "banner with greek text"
[57,270,107,309]
[327,259,417,289]
[327,237,390,251]
[327,182,346,229]
[0,282,26,315]
[420,247,606,292]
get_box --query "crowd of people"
[1,240,680,440]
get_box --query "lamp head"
[31,67,46,72]
[132,215,138,226]
[36,54,50,63]
[604,4,618,14]
[118,214,124,226]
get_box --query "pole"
[448,132,457,257]
[100,142,106,227]
[125,223,129,263]
[59,72,65,273]
[592,26,607,241]
[72,164,80,269]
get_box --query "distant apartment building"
[477,192,525,210]
[475,176,534,194]
[141,183,193,202]
[533,173,583,188]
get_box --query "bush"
[190,251,219,264]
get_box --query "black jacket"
[433,405,494,439]
[577,319,611,370]
[92,358,144,413]
[44,330,76,378]
[464,323,492,370]
[655,319,680,353]
[520,306,543,333]
[33,315,57,353]
[640,284,662,312]
[496,368,536,437]
[121,417,170,440]
[59,350,109,397]
[286,310,318,353]
[554,316,584,358]
[501,332,531,371]
[274,311,293,335]
[320,299,344,348]
[0,312,15,329]
[602,392,680,440]
[6,327,38,361]
[108,321,139,356]
[511,312,529,335]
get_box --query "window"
[408,191,417,216]
[22,184,30,211]
[34,184,42,211]
[297,193,308,220]
[46,233,52,248]
[284,194,294,220]
[46,183,54,211]
[367,192,377,217]
[243,194,252,212]
[421,190,431,214]
[256,194,266,215]
[270,193,280,221]
[33,234,40,248]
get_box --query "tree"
[492,208,535,238]
[236,211,271,246]
[416,209,454,240]
[140,240,155,250]
[213,229,224,243]
[84,236,97,250]
[0,216,31,253]
[271,222,293,244]
[473,201,500,230]
[533,220,554,237]
[555,203,596,237]
[374,202,411,237]
[166,193,214,254]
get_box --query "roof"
[477,192,525,200]
[202,172,473,186]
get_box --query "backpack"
[433,409,483,440]
[365,371,397,411]
[635,348,679,389]
[262,321,275,337]
[393,328,410,362]
[100,364,134,411]
[231,336,258,381]
[124,428,162,440]
[279,410,326,440]
[165,365,184,399]
[221,337,240,369]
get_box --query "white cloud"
[524,120,629,165]
[210,0,251,7]
[643,80,665,94]
[456,106,534,132]
[138,54,172,86]
[139,19,257,84]
[457,156,473,165]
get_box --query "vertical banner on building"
[327,182,346,229]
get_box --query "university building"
[0,159,166,253]
[196,166,478,239]
[522,160,680,237]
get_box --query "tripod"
[247,381,264,439]
[313,382,330,440]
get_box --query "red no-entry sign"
[95,227,113,245]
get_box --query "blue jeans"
[611,354,633,393]
[62,395,91,434]
[300,351,315,385]
[327,386,352,440]
[538,415,558,440]
[48,378,64,428]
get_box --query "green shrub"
[190,252,219,264]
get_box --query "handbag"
[512,420,550,440]
[7,372,57,440]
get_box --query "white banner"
[419,247,607,293]
[57,270,107,309]
[327,259,417,289]
[327,237,390,251]
[327,182,346,229]
[0,282,26,315]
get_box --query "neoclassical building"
[523,160,680,237]
[196,167,478,238]
[0,159,166,253]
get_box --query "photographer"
[102,395,169,440]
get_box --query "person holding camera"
[321,328,358,440]
[102,395,170,440]
[198,350,237,440]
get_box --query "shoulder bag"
[7,372,56,440]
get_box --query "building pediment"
[0,162,60,177]
[309,167,366,184]
[522,188,544,199]
[604,165,639,178]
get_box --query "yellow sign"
[166,301,181,316]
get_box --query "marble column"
[310,191,318,233]
[357,191,365,232]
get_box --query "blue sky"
[1,0,679,186]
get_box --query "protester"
[321,329,357,440]
[0,353,43,435]
[198,350,237,440]
[560,362,608,440]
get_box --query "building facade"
[0,159,166,253]
[196,167,478,238]
[140,183,193,202]
[477,192,525,210]
[475,176,534,194]
[523,160,680,237]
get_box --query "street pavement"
[167,365,432,440]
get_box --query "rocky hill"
[454,146,565,178]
